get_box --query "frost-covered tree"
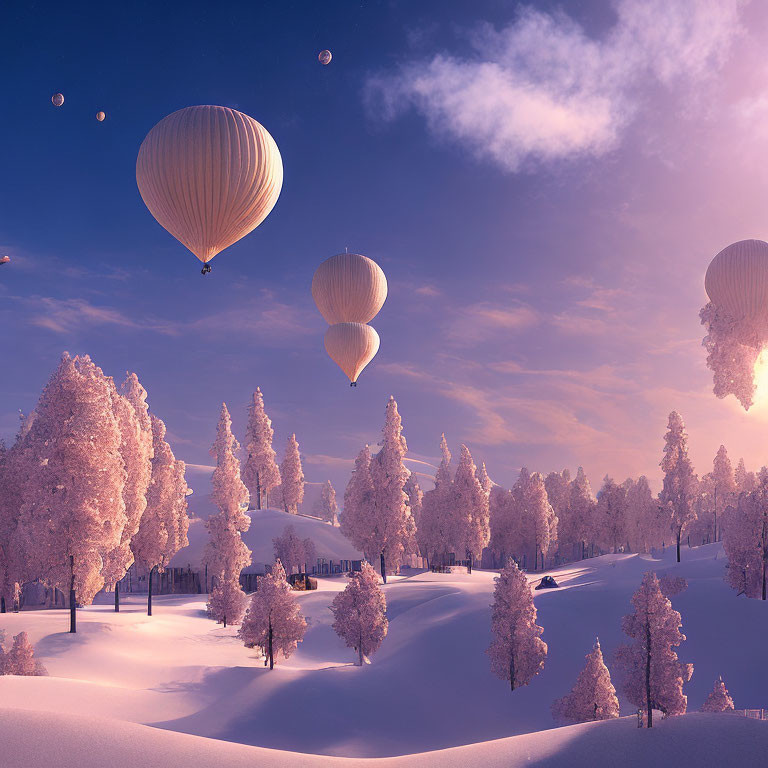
[451,445,490,569]
[660,411,699,562]
[709,446,736,542]
[489,484,521,568]
[17,354,127,633]
[273,524,312,574]
[701,676,734,712]
[279,434,304,514]
[101,373,153,612]
[417,435,453,566]
[722,486,768,600]
[545,470,570,555]
[0,430,27,613]
[403,472,423,563]
[487,560,547,691]
[330,561,388,665]
[614,572,693,727]
[552,639,619,723]
[515,469,554,570]
[132,414,190,616]
[343,398,409,581]
[5,632,47,676]
[564,467,597,560]
[595,476,627,553]
[625,476,663,554]
[239,559,306,669]
[659,574,688,598]
[242,388,281,510]
[203,404,250,625]
[317,480,339,525]
[477,462,492,497]
[735,458,757,495]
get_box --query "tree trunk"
[645,620,652,728]
[147,565,155,616]
[466,550,472,574]
[1,596,5,613]
[205,564,208,593]
[114,582,120,612]
[676,528,681,563]
[256,472,262,510]
[69,554,76,634]
[223,615,227,628]
[268,619,274,670]
[509,654,515,692]
[380,552,387,584]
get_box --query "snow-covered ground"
[170,507,361,573]
[2,543,767,766]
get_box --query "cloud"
[302,453,355,469]
[448,301,539,344]
[366,0,744,171]
[27,297,178,335]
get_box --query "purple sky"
[4,0,768,510]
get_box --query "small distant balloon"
[52,93,64,107]
[0,255,10,265]
[96,111,106,122]
[318,50,332,65]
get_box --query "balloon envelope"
[705,239,768,322]
[324,323,380,383]
[318,50,332,65]
[96,111,106,122]
[136,105,283,264]
[52,93,64,107]
[312,252,387,324]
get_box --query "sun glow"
[752,349,768,410]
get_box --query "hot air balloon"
[325,323,379,386]
[318,50,332,65]
[52,93,64,107]
[0,256,10,265]
[96,111,106,122]
[136,105,283,275]
[312,252,387,324]
[700,239,768,410]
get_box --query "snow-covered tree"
[477,462,492,497]
[709,446,736,542]
[625,476,663,554]
[735,458,757,495]
[487,560,547,691]
[516,469,555,570]
[279,434,304,514]
[242,388,281,510]
[659,411,699,563]
[317,480,338,525]
[552,639,619,723]
[545,470,570,555]
[614,572,693,727]
[6,632,47,676]
[17,354,128,633]
[239,559,306,669]
[595,476,627,554]
[343,398,410,581]
[564,467,597,560]
[701,676,734,712]
[451,444,490,569]
[488,484,521,568]
[722,486,768,600]
[101,373,153,612]
[330,561,388,665]
[273,524,313,574]
[403,472,423,563]
[417,435,453,566]
[0,431,27,613]
[203,404,250,625]
[132,413,190,616]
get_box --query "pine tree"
[710,446,736,542]
[735,458,757,495]
[451,445,490,570]
[6,632,47,676]
[595,476,627,553]
[132,413,190,616]
[487,560,547,691]
[240,559,306,668]
[614,572,693,727]
[101,373,153,612]
[280,434,304,514]
[625,476,663,554]
[318,480,339,525]
[552,639,619,723]
[566,467,597,560]
[17,354,128,633]
[341,445,375,552]
[403,472,423,564]
[477,462,492,497]
[516,469,554,571]
[330,561,388,665]
[489,485,523,568]
[417,435,453,567]
[203,404,250,625]
[545,470,570,558]
[660,411,699,562]
[723,485,768,600]
[701,676,734,712]
[242,388,281,510]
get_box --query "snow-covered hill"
[2,542,767,765]
[170,507,361,573]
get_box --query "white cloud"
[367,0,744,171]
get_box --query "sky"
[5,0,768,510]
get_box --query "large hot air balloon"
[700,239,768,410]
[312,252,387,324]
[325,323,380,386]
[705,240,768,323]
[52,93,64,107]
[136,105,283,274]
